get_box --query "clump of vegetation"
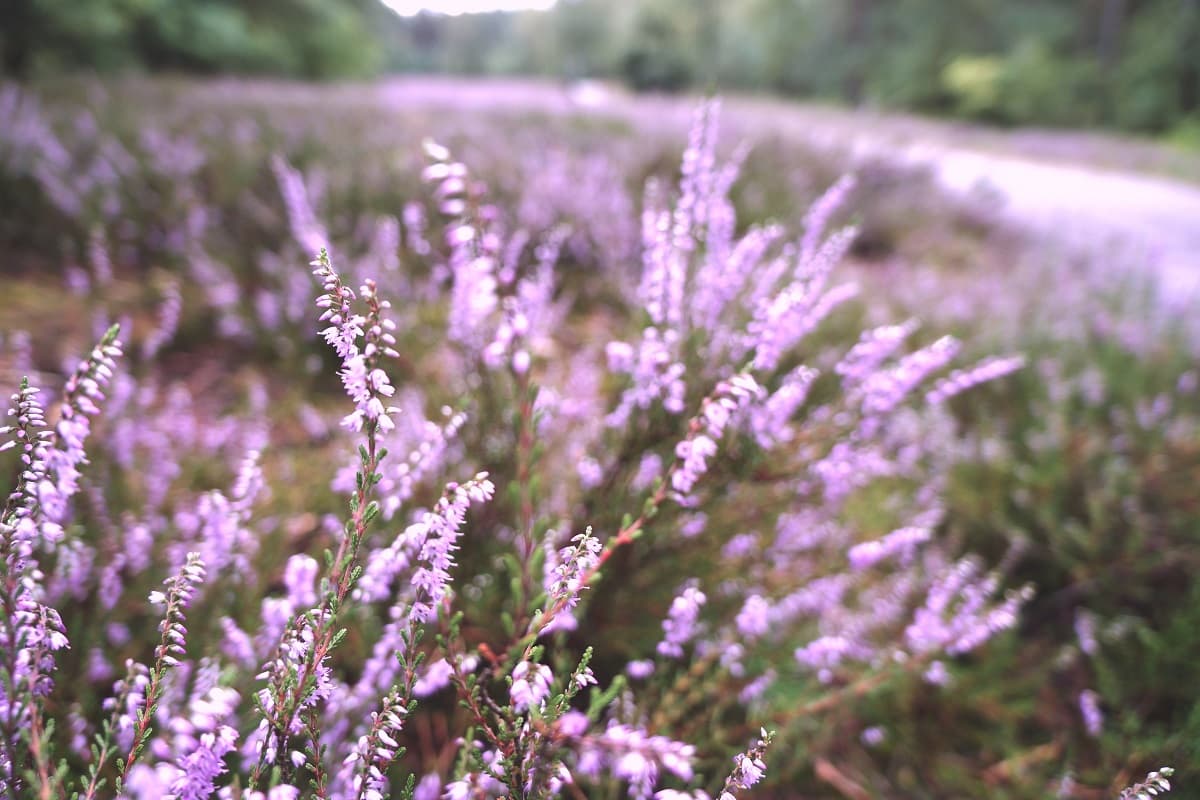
[0,83,1191,798]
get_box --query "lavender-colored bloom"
[404,474,495,624]
[858,335,961,424]
[739,670,776,703]
[282,554,318,609]
[272,155,328,254]
[836,321,918,389]
[510,661,553,712]
[658,585,706,658]
[670,374,763,502]
[631,452,663,492]
[735,595,771,639]
[1074,609,1098,656]
[313,253,398,434]
[0,380,68,789]
[142,278,183,361]
[1079,689,1103,737]
[341,690,410,800]
[860,726,886,747]
[626,660,655,680]
[903,558,1033,657]
[749,281,859,374]
[923,660,952,686]
[716,728,773,799]
[722,533,760,560]
[148,553,206,668]
[252,611,334,767]
[578,723,695,800]
[679,512,707,539]
[606,329,687,428]
[576,457,604,490]
[925,354,1026,405]
[38,326,124,548]
[166,725,238,800]
[749,366,818,449]
[794,635,872,683]
[414,773,442,800]
[170,452,262,585]
[413,658,454,697]
[540,529,602,635]
[847,513,939,571]
[800,175,856,266]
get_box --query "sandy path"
[899,144,1200,301]
[725,95,1200,304]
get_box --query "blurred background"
[2,0,1200,139]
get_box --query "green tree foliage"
[5,0,1200,133]
[0,0,383,79]
[384,0,1200,134]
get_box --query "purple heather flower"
[658,585,706,658]
[836,321,919,389]
[219,617,256,667]
[1074,609,1098,656]
[413,658,455,697]
[794,635,872,683]
[558,710,590,738]
[926,354,1025,405]
[858,335,961,426]
[722,533,760,560]
[631,452,663,492]
[414,773,442,800]
[903,558,1033,657]
[1079,689,1103,737]
[282,554,318,609]
[577,457,604,490]
[848,514,939,571]
[340,690,410,800]
[670,374,763,501]
[924,660,951,686]
[272,155,328,254]
[735,595,771,639]
[540,529,602,635]
[800,174,856,266]
[739,670,776,703]
[405,474,495,624]
[626,660,656,680]
[510,661,553,712]
[578,723,695,800]
[37,327,123,548]
[750,366,818,449]
[748,281,858,373]
[605,328,687,428]
[142,278,182,361]
[860,726,886,747]
[312,253,399,434]
[166,724,238,800]
[679,512,707,539]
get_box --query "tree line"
[4,0,1199,135]
[386,0,1200,134]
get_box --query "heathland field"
[0,77,1196,799]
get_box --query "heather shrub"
[0,81,1187,799]
[855,250,1199,794]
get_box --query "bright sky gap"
[380,0,557,15]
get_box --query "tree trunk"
[843,0,872,105]
[1096,0,1127,71]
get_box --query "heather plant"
[0,83,1188,799]
[841,244,1200,794]
[0,99,1036,799]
